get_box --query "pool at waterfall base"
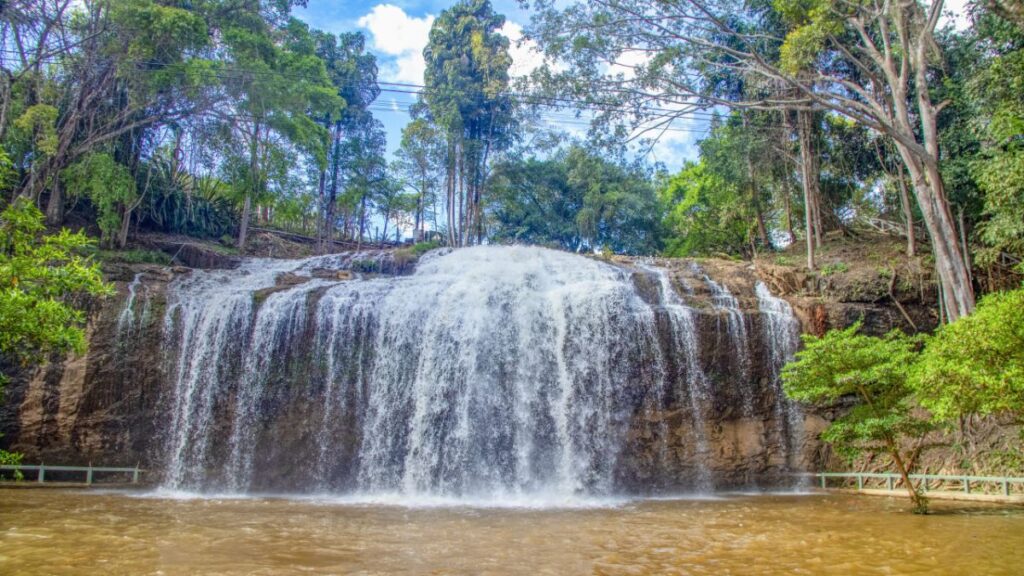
[1,488,1021,575]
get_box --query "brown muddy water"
[1,489,1021,575]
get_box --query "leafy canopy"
[0,199,112,377]
[912,287,1024,421]
[62,153,138,245]
[782,322,930,460]
[660,160,749,258]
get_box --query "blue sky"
[293,0,974,172]
[292,0,704,171]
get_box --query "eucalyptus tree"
[211,15,342,250]
[395,116,445,241]
[488,145,661,254]
[528,0,976,318]
[313,31,380,251]
[423,0,515,246]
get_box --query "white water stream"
[156,246,802,498]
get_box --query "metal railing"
[815,472,1024,497]
[0,464,144,485]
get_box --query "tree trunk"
[887,435,928,513]
[356,193,367,251]
[321,120,343,253]
[237,194,252,250]
[896,164,916,257]
[796,110,821,270]
[958,208,973,287]
[117,205,132,248]
[894,146,974,320]
[743,115,769,248]
[315,167,327,253]
[45,177,64,226]
[782,174,797,245]
[237,124,260,251]
[446,143,456,247]
[457,148,465,247]
[414,180,424,243]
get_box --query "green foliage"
[62,153,137,245]
[489,146,661,254]
[0,448,22,480]
[410,240,441,256]
[423,0,515,244]
[774,0,843,75]
[351,259,381,274]
[783,323,930,460]
[95,249,172,266]
[0,199,113,379]
[660,160,749,257]
[13,104,59,157]
[819,262,849,276]
[774,255,794,266]
[911,287,1024,421]
[0,148,16,193]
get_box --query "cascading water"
[694,265,754,414]
[157,246,804,498]
[755,281,805,473]
[117,272,148,338]
[639,264,713,490]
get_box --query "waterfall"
[755,281,805,474]
[695,266,754,414]
[639,264,713,490]
[117,272,148,338]
[158,246,804,497]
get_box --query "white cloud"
[500,21,548,78]
[942,0,971,31]
[357,4,434,84]
[608,50,652,80]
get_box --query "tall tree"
[212,16,342,249]
[313,31,380,252]
[395,117,445,242]
[489,145,661,254]
[423,0,515,246]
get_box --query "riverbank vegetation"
[783,287,1024,512]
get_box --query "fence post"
[38,464,45,484]
[820,474,826,489]
[963,476,970,494]
[1003,480,1010,497]
[887,475,894,491]
[86,463,93,486]
[856,474,863,490]
[132,464,140,484]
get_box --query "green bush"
[410,240,440,256]
[911,287,1024,421]
[96,249,172,265]
[819,261,849,276]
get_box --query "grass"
[95,248,173,265]
[820,261,850,276]
[410,240,441,256]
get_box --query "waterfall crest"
[159,246,803,497]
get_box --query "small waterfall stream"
[156,246,803,497]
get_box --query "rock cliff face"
[0,246,929,495]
